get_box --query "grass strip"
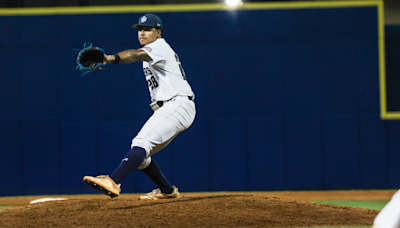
[0,206,12,210]
[302,227,371,228]
[311,200,388,210]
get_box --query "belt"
[157,96,194,107]
[150,96,194,111]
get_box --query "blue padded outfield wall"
[1,1,399,196]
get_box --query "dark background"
[1,1,400,196]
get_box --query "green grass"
[0,206,12,209]
[311,200,388,210]
[302,227,371,228]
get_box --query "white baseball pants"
[131,95,196,169]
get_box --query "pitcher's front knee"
[137,157,152,170]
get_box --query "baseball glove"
[76,42,105,76]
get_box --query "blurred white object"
[373,189,400,228]
[30,198,68,204]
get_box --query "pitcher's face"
[137,26,162,46]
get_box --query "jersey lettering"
[144,67,159,90]
[174,54,187,80]
[143,67,153,77]
[147,76,159,90]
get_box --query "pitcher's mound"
[0,195,378,227]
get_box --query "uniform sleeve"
[140,40,166,66]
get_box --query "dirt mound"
[0,195,378,228]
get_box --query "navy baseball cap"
[132,14,163,31]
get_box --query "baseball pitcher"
[82,13,196,200]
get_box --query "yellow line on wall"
[377,0,388,119]
[0,1,382,16]
[383,113,400,119]
[373,0,399,120]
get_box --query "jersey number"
[147,76,159,90]
[175,54,187,80]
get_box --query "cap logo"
[157,23,161,27]
[140,16,147,23]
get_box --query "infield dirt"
[0,190,395,228]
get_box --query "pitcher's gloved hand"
[76,42,105,76]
